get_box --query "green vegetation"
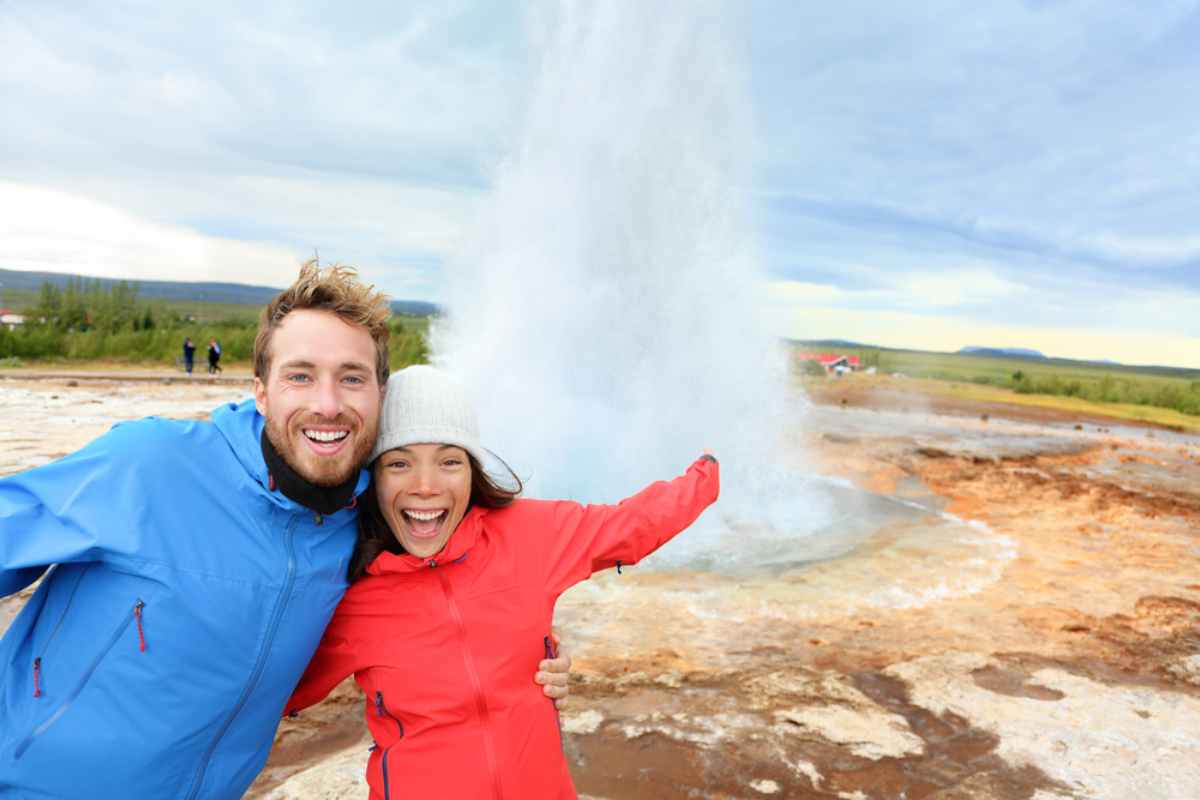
[1009,370,1200,415]
[795,342,1200,418]
[0,279,431,372]
[387,315,430,372]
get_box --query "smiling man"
[0,262,570,799]
[254,305,383,508]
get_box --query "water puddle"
[561,478,1017,666]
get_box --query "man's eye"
[287,373,310,383]
[343,375,365,385]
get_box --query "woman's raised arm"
[537,454,719,596]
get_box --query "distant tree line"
[29,277,161,333]
[1009,370,1200,416]
[0,279,429,372]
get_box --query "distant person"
[182,336,196,374]
[0,264,572,799]
[207,338,222,374]
[286,365,720,799]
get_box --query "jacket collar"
[366,505,489,575]
[211,398,371,512]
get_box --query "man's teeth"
[305,430,348,443]
[404,510,444,521]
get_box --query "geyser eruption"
[434,0,832,569]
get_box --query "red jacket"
[287,457,719,800]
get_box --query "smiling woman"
[373,445,474,559]
[285,365,720,799]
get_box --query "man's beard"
[263,413,377,487]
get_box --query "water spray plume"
[434,0,832,570]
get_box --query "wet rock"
[257,745,367,799]
[1167,654,1200,686]
[562,709,605,735]
[886,652,1200,799]
[764,670,925,760]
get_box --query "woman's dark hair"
[347,452,523,581]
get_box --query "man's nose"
[311,379,342,418]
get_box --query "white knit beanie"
[369,365,490,466]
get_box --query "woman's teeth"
[404,509,444,521]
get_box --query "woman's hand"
[535,626,572,709]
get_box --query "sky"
[2,1,1198,368]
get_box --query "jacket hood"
[211,398,371,510]
[365,504,491,575]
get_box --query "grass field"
[794,342,1200,425]
[1,291,431,374]
[918,377,1200,431]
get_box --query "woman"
[287,365,719,799]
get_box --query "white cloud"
[892,269,1024,308]
[0,182,303,285]
[1080,232,1200,265]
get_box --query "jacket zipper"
[30,567,86,698]
[381,744,393,800]
[374,691,403,799]
[433,565,504,800]
[134,599,147,651]
[14,599,144,759]
[183,518,298,800]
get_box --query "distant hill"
[0,267,438,317]
[787,338,1195,377]
[959,346,1046,359]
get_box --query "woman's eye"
[443,459,463,467]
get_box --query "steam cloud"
[433,0,830,569]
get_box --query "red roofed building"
[796,352,861,374]
[0,308,26,330]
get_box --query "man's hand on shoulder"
[535,625,572,709]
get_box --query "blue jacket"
[0,399,365,798]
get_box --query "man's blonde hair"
[254,260,392,385]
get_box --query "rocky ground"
[2,373,1198,799]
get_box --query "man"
[183,336,196,374]
[207,338,222,375]
[0,263,570,798]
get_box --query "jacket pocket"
[374,690,405,740]
[13,598,146,760]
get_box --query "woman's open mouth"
[403,509,447,539]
